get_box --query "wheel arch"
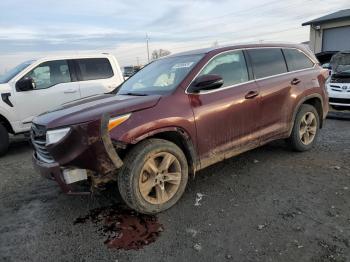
[0,114,14,134]
[129,127,199,176]
[289,94,324,136]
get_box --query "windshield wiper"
[120,92,149,96]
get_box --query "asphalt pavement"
[0,117,349,262]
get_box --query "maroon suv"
[32,43,329,214]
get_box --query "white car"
[327,51,350,110]
[0,53,123,155]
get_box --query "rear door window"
[283,48,314,71]
[248,48,287,79]
[76,58,114,81]
[199,50,249,88]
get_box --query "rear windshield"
[118,54,204,95]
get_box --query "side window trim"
[72,59,83,81]
[242,49,254,81]
[281,48,290,72]
[67,60,78,82]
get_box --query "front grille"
[31,124,54,163]
[329,97,350,104]
[331,78,350,83]
[329,85,350,93]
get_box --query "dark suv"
[32,43,329,214]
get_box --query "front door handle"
[245,90,259,99]
[64,89,77,94]
[291,78,301,85]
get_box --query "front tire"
[287,104,320,152]
[0,123,9,156]
[118,138,188,214]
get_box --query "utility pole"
[146,33,150,63]
[136,57,140,66]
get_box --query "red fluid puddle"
[74,205,163,250]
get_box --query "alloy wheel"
[299,112,317,145]
[139,152,182,205]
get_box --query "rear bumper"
[32,153,90,195]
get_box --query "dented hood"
[34,94,161,129]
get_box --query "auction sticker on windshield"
[172,62,194,69]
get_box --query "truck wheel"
[118,138,188,214]
[287,104,320,152]
[0,123,9,156]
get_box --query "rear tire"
[287,104,320,152]
[118,138,188,214]
[0,123,9,156]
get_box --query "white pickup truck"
[0,53,124,155]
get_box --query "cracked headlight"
[108,113,131,131]
[46,127,71,146]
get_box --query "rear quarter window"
[283,49,314,71]
[76,58,114,81]
[248,48,287,79]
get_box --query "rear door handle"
[64,89,77,94]
[291,78,301,85]
[245,90,259,99]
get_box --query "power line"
[115,24,304,61]
[114,0,318,63]
[113,3,314,61]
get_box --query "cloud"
[148,7,186,28]
[0,0,349,71]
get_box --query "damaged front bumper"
[32,154,91,195]
[31,114,124,194]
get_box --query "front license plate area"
[62,169,88,184]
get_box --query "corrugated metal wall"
[322,26,350,52]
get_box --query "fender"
[288,93,324,136]
[131,126,199,173]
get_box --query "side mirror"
[16,77,36,92]
[188,74,224,93]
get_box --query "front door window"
[24,60,71,89]
[199,50,249,88]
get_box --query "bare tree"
[152,49,171,60]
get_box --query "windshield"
[118,54,204,95]
[330,52,350,75]
[0,60,34,84]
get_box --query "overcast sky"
[0,0,349,72]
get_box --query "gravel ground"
[0,117,349,262]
